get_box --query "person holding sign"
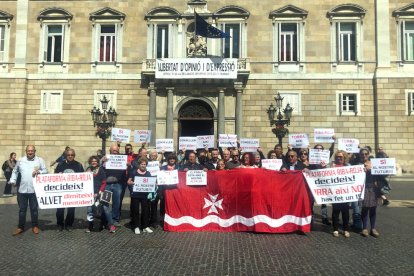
[330,150,352,238]
[205,148,220,170]
[159,154,179,225]
[225,149,241,169]
[10,145,48,236]
[102,144,127,228]
[359,148,381,238]
[180,152,206,171]
[281,151,305,171]
[85,156,115,233]
[55,148,84,231]
[299,149,310,168]
[127,158,153,235]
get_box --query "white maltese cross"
[203,194,224,214]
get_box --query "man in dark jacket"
[281,150,305,171]
[55,148,84,231]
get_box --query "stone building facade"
[0,0,413,172]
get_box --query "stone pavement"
[0,179,413,275]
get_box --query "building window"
[37,8,72,72]
[0,10,14,66]
[156,25,169,58]
[279,23,298,62]
[279,91,301,114]
[336,91,360,115]
[337,22,356,62]
[145,7,179,59]
[90,7,125,67]
[45,25,64,62]
[94,91,117,110]
[99,25,116,62]
[393,4,414,64]
[269,5,307,72]
[0,25,5,62]
[41,90,63,114]
[213,6,250,58]
[402,21,414,61]
[222,23,240,58]
[327,4,366,71]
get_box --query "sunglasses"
[300,152,308,155]
[288,155,296,158]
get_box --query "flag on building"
[164,169,312,233]
[195,12,231,38]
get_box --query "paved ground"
[0,177,413,276]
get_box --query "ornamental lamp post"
[266,92,294,146]
[90,96,118,156]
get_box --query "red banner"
[164,169,312,233]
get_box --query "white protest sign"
[105,154,127,170]
[303,165,366,204]
[371,158,396,175]
[288,133,309,148]
[157,170,179,185]
[261,159,283,171]
[314,129,335,143]
[179,137,197,151]
[219,134,237,148]
[33,172,94,209]
[111,128,131,143]
[196,135,215,149]
[133,176,157,193]
[240,138,259,153]
[338,138,360,153]
[156,58,237,79]
[133,130,151,144]
[309,149,331,165]
[186,170,207,186]
[147,161,160,176]
[156,139,174,152]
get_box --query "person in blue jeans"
[102,144,127,228]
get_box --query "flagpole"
[193,10,197,51]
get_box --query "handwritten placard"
[338,138,360,153]
[134,130,151,144]
[261,159,283,171]
[147,161,160,176]
[157,170,179,185]
[371,158,396,175]
[105,154,127,170]
[179,137,197,151]
[111,128,131,143]
[309,149,331,165]
[240,138,259,153]
[186,170,207,186]
[196,135,215,149]
[133,176,157,193]
[156,139,174,152]
[288,133,309,148]
[314,129,335,143]
[219,134,237,148]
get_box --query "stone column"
[13,0,29,71]
[148,85,157,145]
[218,88,225,135]
[166,88,174,138]
[235,85,243,137]
[376,0,390,68]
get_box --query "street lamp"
[90,96,118,155]
[266,92,293,146]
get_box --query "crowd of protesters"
[4,139,392,239]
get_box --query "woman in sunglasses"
[330,150,351,238]
[359,148,380,238]
[299,149,310,168]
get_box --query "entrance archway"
[178,99,214,137]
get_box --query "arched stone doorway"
[178,99,214,137]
